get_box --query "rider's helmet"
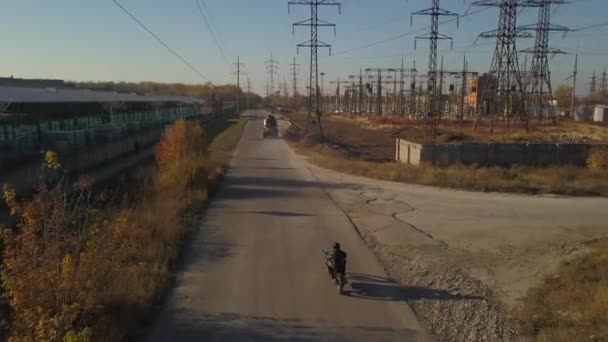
[333,242,340,250]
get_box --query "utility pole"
[290,57,300,109]
[358,69,364,114]
[290,0,341,140]
[520,0,569,124]
[399,58,406,116]
[412,0,458,144]
[473,0,537,133]
[590,70,597,97]
[438,56,445,118]
[265,51,279,101]
[246,77,252,110]
[233,56,244,113]
[411,60,418,117]
[601,67,608,97]
[569,53,578,117]
[320,72,326,112]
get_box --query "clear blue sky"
[1,0,606,96]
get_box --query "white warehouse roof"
[0,86,206,105]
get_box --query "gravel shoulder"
[284,135,608,341]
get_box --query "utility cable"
[195,0,231,66]
[335,6,490,56]
[110,0,211,82]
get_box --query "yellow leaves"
[2,184,21,216]
[63,327,92,342]
[587,147,608,172]
[1,119,216,341]
[62,254,74,281]
[45,150,61,170]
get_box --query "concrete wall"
[396,138,593,167]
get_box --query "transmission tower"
[520,0,569,123]
[265,51,279,99]
[290,57,300,108]
[412,0,458,144]
[589,70,597,97]
[473,0,537,133]
[289,0,341,140]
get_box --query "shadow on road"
[236,167,297,171]
[219,187,300,200]
[226,176,357,190]
[344,273,483,302]
[152,312,423,342]
[226,210,314,218]
[249,157,277,161]
[177,224,239,270]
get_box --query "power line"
[335,6,490,56]
[110,0,211,82]
[199,0,226,47]
[195,0,230,65]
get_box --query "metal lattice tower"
[412,0,458,144]
[474,0,537,133]
[520,0,569,123]
[600,67,608,95]
[289,0,341,138]
[265,51,279,98]
[289,57,300,108]
[589,70,597,97]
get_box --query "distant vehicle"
[263,114,278,139]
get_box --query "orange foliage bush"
[155,119,210,191]
[1,119,212,341]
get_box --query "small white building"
[594,105,608,123]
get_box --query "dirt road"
[146,111,432,341]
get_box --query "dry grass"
[324,114,608,144]
[0,119,246,341]
[289,143,608,197]
[512,238,608,342]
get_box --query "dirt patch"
[286,114,396,162]
[293,113,608,146]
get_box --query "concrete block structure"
[594,106,608,123]
[396,138,593,167]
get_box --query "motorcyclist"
[326,242,347,282]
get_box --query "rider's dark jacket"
[331,249,347,273]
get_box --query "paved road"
[147,111,432,342]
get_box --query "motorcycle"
[263,116,279,139]
[322,249,347,294]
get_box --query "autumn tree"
[155,119,210,191]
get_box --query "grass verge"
[287,141,608,197]
[512,239,608,341]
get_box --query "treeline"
[0,119,221,341]
[71,81,264,109]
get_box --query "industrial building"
[0,85,217,168]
